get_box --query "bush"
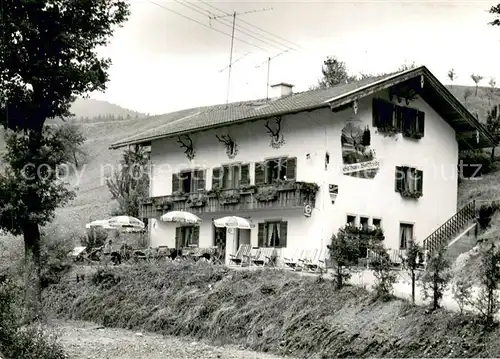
[370,244,397,301]
[83,227,108,249]
[0,279,67,359]
[473,243,500,327]
[40,231,73,289]
[478,202,500,229]
[451,279,473,314]
[459,149,495,178]
[421,246,452,310]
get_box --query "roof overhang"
[109,66,496,150]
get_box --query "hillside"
[69,98,146,119]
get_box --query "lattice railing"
[422,200,476,253]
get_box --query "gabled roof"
[110,66,496,150]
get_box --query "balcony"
[139,181,319,218]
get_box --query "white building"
[110,66,494,264]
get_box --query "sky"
[91,0,500,115]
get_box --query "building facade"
[110,67,494,264]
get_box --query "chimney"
[270,82,294,98]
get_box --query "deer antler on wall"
[177,135,195,161]
[264,116,285,149]
[216,134,238,159]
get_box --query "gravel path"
[50,320,291,359]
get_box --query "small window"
[266,158,287,183]
[180,171,192,193]
[257,221,288,248]
[395,166,423,194]
[372,218,382,229]
[399,223,414,250]
[360,217,369,230]
[346,215,356,227]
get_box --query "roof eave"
[108,102,330,150]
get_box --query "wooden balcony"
[139,182,318,218]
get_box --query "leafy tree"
[448,68,456,88]
[421,246,451,310]
[489,3,500,26]
[106,146,150,218]
[55,122,87,169]
[316,56,357,89]
[486,105,500,161]
[397,61,417,71]
[370,243,397,300]
[488,77,496,105]
[473,243,500,327]
[327,227,361,290]
[471,74,484,96]
[406,238,424,304]
[0,0,130,318]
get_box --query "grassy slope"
[44,262,500,358]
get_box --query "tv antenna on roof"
[255,49,291,100]
[208,7,273,107]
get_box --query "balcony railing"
[139,181,319,218]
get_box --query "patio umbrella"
[213,216,255,229]
[85,219,114,229]
[107,215,145,229]
[160,211,202,224]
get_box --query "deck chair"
[294,249,310,271]
[229,244,251,266]
[307,248,328,272]
[243,247,261,267]
[253,247,277,267]
[298,249,317,270]
[283,249,303,270]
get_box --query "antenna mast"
[209,7,273,107]
[255,49,290,100]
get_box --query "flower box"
[401,190,422,199]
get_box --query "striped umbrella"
[160,211,202,224]
[213,216,255,229]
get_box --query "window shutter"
[172,172,180,193]
[401,107,413,132]
[240,163,250,184]
[417,111,425,136]
[175,227,183,249]
[280,221,288,248]
[379,101,394,127]
[255,162,266,185]
[372,99,380,127]
[212,167,221,189]
[395,166,404,192]
[197,170,205,191]
[258,223,265,247]
[417,170,423,193]
[192,226,200,246]
[395,106,404,131]
[286,157,297,180]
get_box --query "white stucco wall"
[147,89,458,253]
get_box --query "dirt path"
[50,320,290,359]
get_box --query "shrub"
[328,227,361,290]
[406,238,424,304]
[0,279,67,359]
[451,279,473,314]
[421,246,452,310]
[473,243,500,327]
[83,227,108,249]
[477,202,500,229]
[370,243,397,301]
[40,231,73,289]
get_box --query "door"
[214,225,227,259]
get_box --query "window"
[257,221,288,248]
[212,163,249,189]
[395,166,423,194]
[346,215,356,227]
[399,223,413,249]
[172,169,205,194]
[175,225,200,249]
[373,98,425,137]
[255,157,297,185]
[360,216,369,230]
[372,218,382,229]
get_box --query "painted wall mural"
[340,120,380,179]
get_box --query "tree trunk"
[411,271,416,304]
[22,221,42,322]
[491,147,495,162]
[336,266,343,290]
[475,86,478,96]
[73,151,79,168]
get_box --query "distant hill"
[69,98,146,119]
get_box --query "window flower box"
[154,198,172,212]
[171,191,188,202]
[187,192,207,208]
[240,184,257,195]
[403,129,423,140]
[219,189,241,205]
[273,179,297,192]
[255,185,278,202]
[207,185,221,198]
[378,125,399,136]
[401,190,422,199]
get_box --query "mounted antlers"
[177,135,195,161]
[216,134,238,159]
[265,117,285,149]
